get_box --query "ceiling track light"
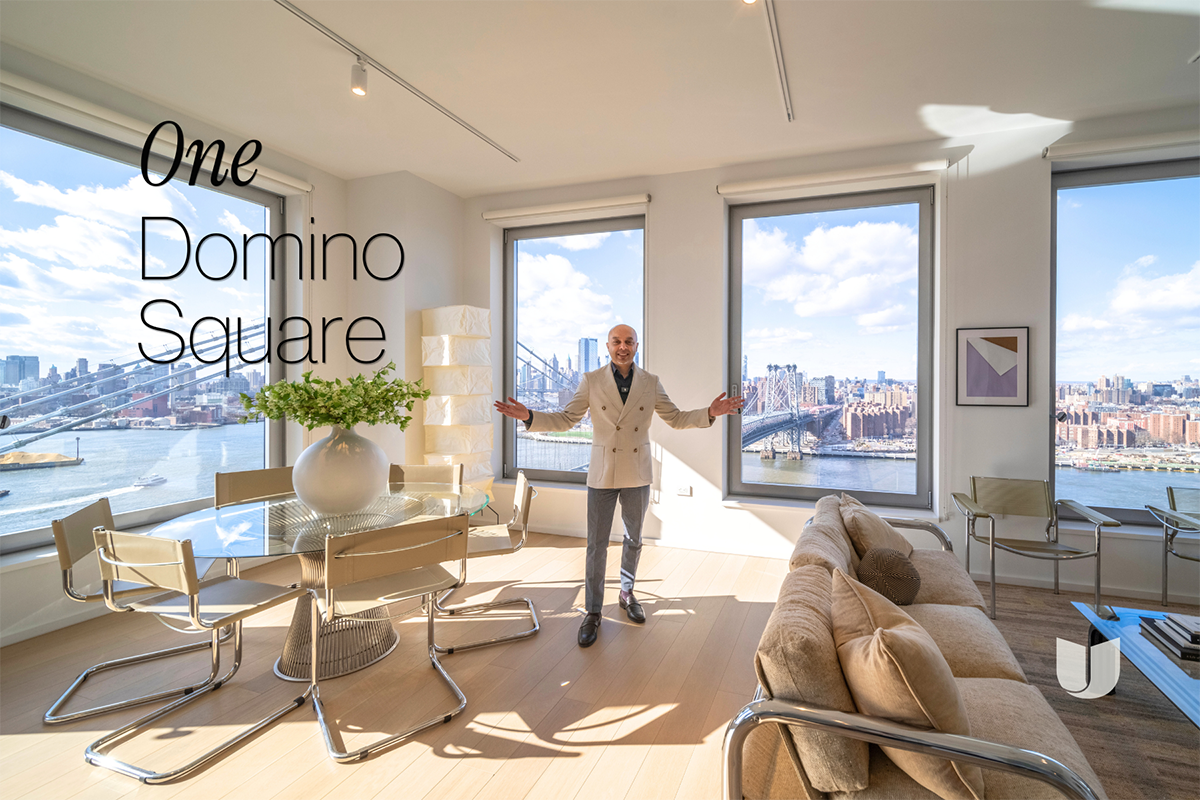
[351,57,367,96]
[273,0,518,162]
[761,0,793,122]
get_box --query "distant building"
[578,338,598,373]
[878,370,886,384]
[77,358,88,376]
[824,375,835,405]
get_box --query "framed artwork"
[956,327,1028,407]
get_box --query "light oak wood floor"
[0,533,787,800]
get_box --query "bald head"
[606,325,639,375]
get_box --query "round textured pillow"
[857,547,921,605]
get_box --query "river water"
[0,425,264,535]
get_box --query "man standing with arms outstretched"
[495,325,743,647]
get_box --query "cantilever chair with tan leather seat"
[389,463,463,486]
[310,515,469,763]
[1147,486,1200,606]
[433,470,540,653]
[952,477,1119,619]
[45,498,228,725]
[214,466,294,508]
[84,530,306,783]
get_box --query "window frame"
[726,185,934,508]
[0,105,287,553]
[1050,157,1200,527]
[502,214,647,484]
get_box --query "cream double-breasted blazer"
[527,364,711,488]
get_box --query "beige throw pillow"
[839,493,913,558]
[831,569,985,800]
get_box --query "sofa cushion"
[858,547,921,605]
[831,570,985,800]
[791,496,859,577]
[957,678,1106,800]
[905,604,1028,683]
[827,680,1107,800]
[909,550,988,613]
[755,565,869,793]
[840,494,914,558]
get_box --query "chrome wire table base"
[274,548,400,682]
[274,594,398,681]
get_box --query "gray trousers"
[584,485,651,614]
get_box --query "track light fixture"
[351,57,368,97]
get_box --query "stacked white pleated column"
[421,305,494,498]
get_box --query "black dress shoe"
[619,593,646,624]
[578,612,601,647]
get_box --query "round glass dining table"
[151,483,490,681]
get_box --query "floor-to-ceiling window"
[1052,159,1200,524]
[503,217,645,483]
[0,112,284,552]
[728,187,933,508]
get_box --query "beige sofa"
[725,495,1106,800]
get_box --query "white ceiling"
[1,1,1196,198]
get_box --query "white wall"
[464,113,1200,604]
[343,171,466,465]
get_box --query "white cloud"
[1061,314,1113,332]
[0,215,143,270]
[539,232,612,251]
[516,252,614,360]
[745,220,918,329]
[855,305,909,328]
[218,210,254,237]
[1110,260,1199,315]
[745,327,814,350]
[0,171,195,236]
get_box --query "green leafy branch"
[239,362,430,431]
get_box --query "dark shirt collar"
[611,362,634,403]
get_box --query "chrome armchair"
[84,529,306,783]
[310,515,469,763]
[45,498,227,724]
[434,471,540,653]
[952,477,1119,619]
[723,693,1101,800]
[1147,486,1200,606]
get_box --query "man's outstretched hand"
[709,392,745,417]
[494,396,530,420]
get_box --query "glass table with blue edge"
[1074,602,1200,728]
[152,483,490,681]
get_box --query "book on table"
[1165,614,1200,644]
[1140,618,1200,661]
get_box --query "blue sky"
[0,126,269,376]
[515,228,643,373]
[1056,175,1199,383]
[741,203,921,381]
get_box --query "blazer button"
[639,406,644,411]
[602,406,606,411]
[616,425,621,431]
[612,448,617,453]
[634,426,638,432]
[634,448,638,453]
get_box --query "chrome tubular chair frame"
[1146,501,1200,606]
[952,478,1118,620]
[309,516,469,763]
[433,476,540,654]
[723,696,1101,800]
[45,498,231,725]
[310,593,467,763]
[84,532,307,784]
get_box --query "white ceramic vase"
[291,425,389,515]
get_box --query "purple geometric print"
[965,340,1018,397]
